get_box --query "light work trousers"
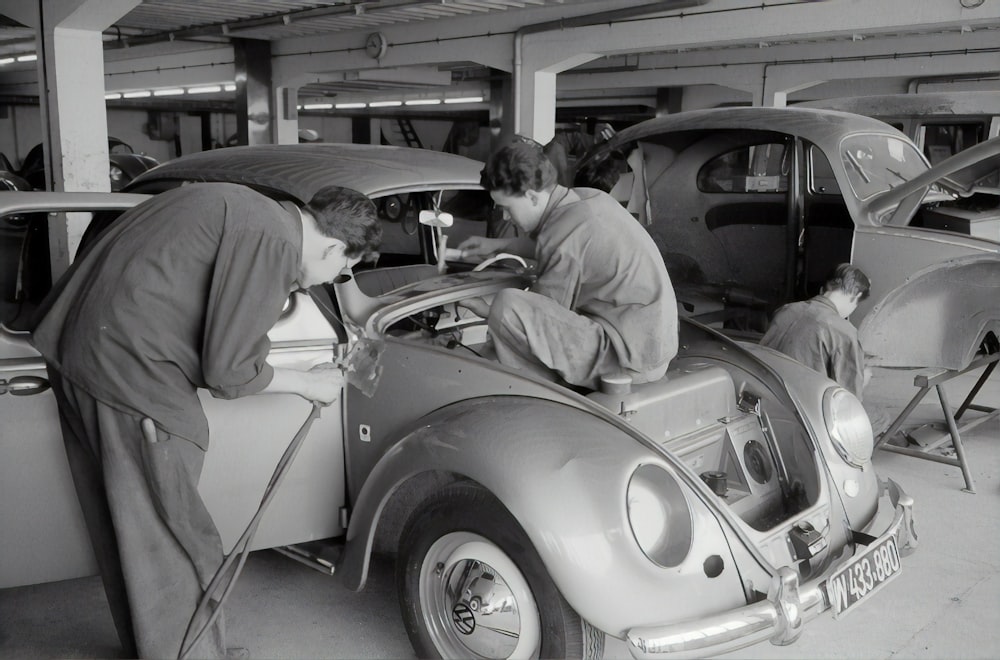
[49,369,226,659]
[489,288,662,390]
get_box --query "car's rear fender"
[337,396,760,639]
[858,255,1000,369]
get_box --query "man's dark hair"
[480,136,558,195]
[823,263,871,300]
[305,185,381,259]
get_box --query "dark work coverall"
[489,185,678,389]
[31,182,303,658]
[760,295,866,400]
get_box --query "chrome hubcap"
[419,532,540,659]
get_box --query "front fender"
[858,255,1000,369]
[338,396,753,639]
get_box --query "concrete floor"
[1,364,997,660]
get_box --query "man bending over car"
[31,182,381,659]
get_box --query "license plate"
[824,533,901,618]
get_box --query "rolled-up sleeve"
[201,226,299,399]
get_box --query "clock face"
[365,32,387,59]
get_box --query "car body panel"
[592,106,1000,370]
[858,255,1000,369]
[0,287,347,588]
[339,394,751,639]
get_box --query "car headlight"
[109,164,124,182]
[823,387,873,468]
[626,464,692,568]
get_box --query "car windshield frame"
[840,133,928,203]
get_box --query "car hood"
[864,136,1000,227]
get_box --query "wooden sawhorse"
[874,352,999,494]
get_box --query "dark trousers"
[49,369,226,659]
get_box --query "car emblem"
[452,602,476,635]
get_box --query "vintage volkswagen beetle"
[0,143,916,659]
[582,106,1000,371]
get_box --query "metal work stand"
[874,352,999,494]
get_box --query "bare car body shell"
[0,143,916,658]
[587,107,1000,371]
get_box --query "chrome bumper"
[626,478,917,659]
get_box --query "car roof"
[127,143,485,202]
[608,106,911,152]
[797,91,1000,117]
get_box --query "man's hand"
[456,236,514,260]
[305,363,346,405]
[265,363,346,405]
[458,296,492,319]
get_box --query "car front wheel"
[397,481,604,659]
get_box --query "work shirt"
[526,185,678,379]
[760,295,866,399]
[32,183,302,448]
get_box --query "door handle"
[0,375,51,396]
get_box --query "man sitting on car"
[456,136,678,390]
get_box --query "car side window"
[0,212,51,330]
[808,145,840,195]
[697,143,789,193]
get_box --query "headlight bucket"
[626,464,693,568]
[822,387,874,468]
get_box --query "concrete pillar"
[515,35,596,143]
[274,85,300,145]
[7,0,140,273]
[233,38,273,145]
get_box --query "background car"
[583,106,1000,371]
[0,143,915,659]
[16,136,160,191]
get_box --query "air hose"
[177,401,325,660]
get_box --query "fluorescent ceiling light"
[122,90,151,98]
[153,88,185,96]
[104,93,122,100]
[405,99,441,106]
[224,83,236,91]
[444,96,484,104]
[0,57,15,66]
[17,54,37,62]
[335,102,367,109]
[188,85,222,94]
[369,100,402,108]
[302,103,333,110]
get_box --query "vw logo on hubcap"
[451,602,476,635]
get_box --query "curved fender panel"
[338,397,750,637]
[859,256,1000,369]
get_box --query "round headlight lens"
[823,387,874,468]
[626,464,692,568]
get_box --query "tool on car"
[176,339,383,660]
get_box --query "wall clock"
[365,32,388,59]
